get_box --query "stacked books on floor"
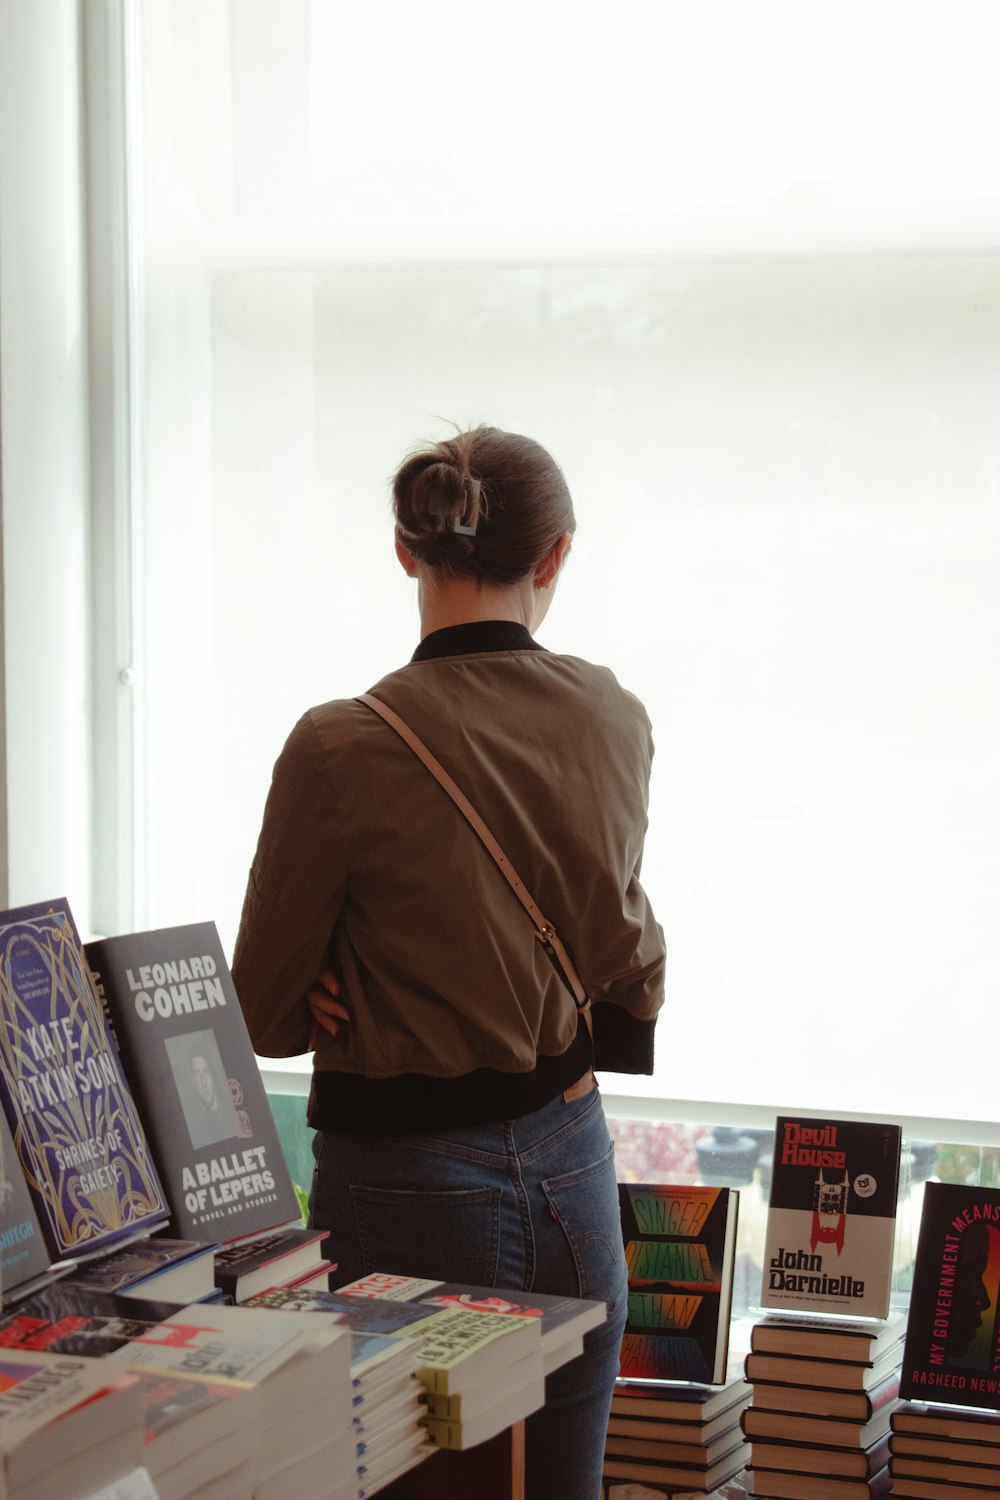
[889,1179,1000,1499]
[741,1313,906,1498]
[603,1369,752,1495]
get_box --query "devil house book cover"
[900,1181,1000,1411]
[87,922,299,1243]
[760,1115,902,1318]
[618,1183,739,1383]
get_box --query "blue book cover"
[0,898,168,1262]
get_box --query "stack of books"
[0,1347,145,1500]
[212,1226,332,1302]
[889,1402,1000,1498]
[254,1279,546,1453]
[350,1330,432,1497]
[741,1313,906,1498]
[602,1371,752,1495]
[335,1270,605,1378]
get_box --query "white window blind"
[119,0,1000,1130]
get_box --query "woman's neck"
[417,575,537,639]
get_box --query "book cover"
[0,899,169,1262]
[213,1227,328,1301]
[111,1301,312,1384]
[86,922,300,1243]
[59,1237,217,1304]
[336,1269,606,1363]
[760,1116,902,1318]
[900,1180,1000,1410]
[0,1106,58,1303]
[0,1347,143,1487]
[618,1182,740,1383]
[0,1284,185,1357]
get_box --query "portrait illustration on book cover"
[901,1180,1000,1410]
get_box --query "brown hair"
[392,426,575,586]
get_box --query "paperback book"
[618,1182,740,1383]
[900,1179,1000,1410]
[760,1116,902,1318]
[336,1269,605,1375]
[0,899,169,1264]
[86,921,301,1243]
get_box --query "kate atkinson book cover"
[618,1183,739,1384]
[0,899,169,1264]
[760,1116,902,1318]
[900,1180,1000,1410]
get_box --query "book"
[750,1312,907,1363]
[0,1284,185,1357]
[617,1182,740,1383]
[0,898,169,1262]
[134,1366,258,1474]
[336,1269,606,1374]
[891,1399,1000,1444]
[750,1431,891,1477]
[744,1336,904,1391]
[0,1346,144,1491]
[111,1301,316,1384]
[890,1417,1000,1466]
[747,1465,891,1498]
[604,1426,747,1465]
[890,1451,1000,1487]
[0,1108,64,1304]
[212,1227,328,1301]
[425,1344,541,1421]
[889,1480,1000,1500]
[422,1370,545,1449]
[899,1179,1000,1410]
[601,1439,747,1490]
[58,1236,217,1303]
[741,1397,899,1448]
[748,1367,901,1420]
[611,1369,752,1422]
[607,1404,748,1445]
[85,921,301,1244]
[760,1115,902,1318]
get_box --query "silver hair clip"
[453,477,480,535]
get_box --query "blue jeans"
[309,1087,627,1500]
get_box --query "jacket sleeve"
[232,713,348,1057]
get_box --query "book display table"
[379,1421,525,1500]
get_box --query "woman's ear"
[395,535,418,578]
[534,531,573,590]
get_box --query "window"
[78,0,1000,1132]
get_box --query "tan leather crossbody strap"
[357,692,591,1017]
